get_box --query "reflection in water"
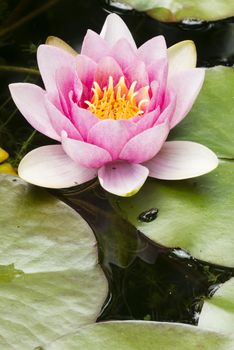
[54,183,234,325]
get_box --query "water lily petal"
[168,40,197,79]
[156,91,176,125]
[169,68,205,128]
[135,107,160,133]
[76,55,97,89]
[55,66,82,116]
[9,83,59,140]
[62,135,112,168]
[95,56,123,87]
[37,44,75,94]
[137,36,167,66]
[98,161,149,196]
[125,60,149,89]
[18,145,96,188]
[45,99,82,140]
[147,58,168,83]
[145,141,218,180]
[110,38,136,70]
[81,30,109,62]
[45,36,78,56]
[87,119,134,160]
[147,81,159,112]
[120,122,169,163]
[147,59,168,108]
[100,13,136,49]
[71,104,98,141]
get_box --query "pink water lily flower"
[9,14,218,196]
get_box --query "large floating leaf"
[199,278,234,334]
[113,67,234,267]
[46,321,234,349]
[114,162,234,267]
[0,175,107,350]
[120,0,234,22]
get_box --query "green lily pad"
[45,321,234,349]
[0,174,108,350]
[112,67,234,267]
[114,161,234,267]
[199,278,234,334]
[120,0,234,22]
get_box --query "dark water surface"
[57,184,234,324]
[1,0,234,325]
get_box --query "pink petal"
[55,66,82,116]
[98,161,149,196]
[100,13,136,49]
[120,122,169,163]
[147,61,168,111]
[87,119,134,160]
[71,104,98,141]
[147,81,159,112]
[145,141,218,180]
[147,58,168,83]
[168,68,205,128]
[147,60,168,107]
[156,91,176,125]
[76,55,97,89]
[45,98,82,140]
[18,145,97,188]
[137,36,167,66]
[9,83,59,141]
[95,56,123,87]
[62,135,112,168]
[110,38,136,70]
[37,44,75,94]
[135,107,161,133]
[125,60,149,89]
[81,30,109,62]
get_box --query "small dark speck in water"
[138,208,158,222]
[112,167,117,170]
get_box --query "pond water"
[0,0,234,328]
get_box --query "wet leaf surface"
[0,174,107,350]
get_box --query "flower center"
[85,76,148,120]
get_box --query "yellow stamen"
[85,76,149,120]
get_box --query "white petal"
[98,161,149,197]
[18,145,97,188]
[145,141,218,180]
[100,13,136,49]
[168,40,197,80]
[168,68,205,128]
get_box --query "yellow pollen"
[85,76,149,120]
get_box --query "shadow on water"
[54,182,234,325]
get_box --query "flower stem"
[0,0,61,37]
[0,65,39,75]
